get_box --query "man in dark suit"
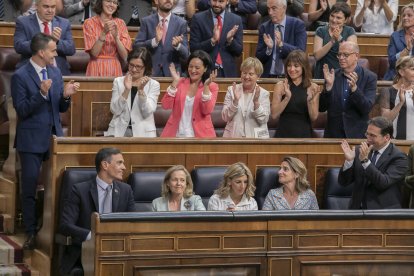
[59,147,136,275]
[14,0,76,75]
[190,0,243,78]
[11,33,79,250]
[134,0,189,77]
[117,0,153,27]
[196,0,257,29]
[0,0,33,22]
[339,116,408,209]
[255,0,306,78]
[319,41,377,138]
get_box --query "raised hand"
[155,22,164,43]
[323,64,335,88]
[137,76,150,92]
[263,33,274,49]
[226,25,239,43]
[52,27,62,42]
[205,69,217,86]
[109,21,118,38]
[307,84,321,102]
[275,29,282,47]
[172,34,183,47]
[283,79,292,100]
[212,23,221,44]
[358,141,372,162]
[232,82,242,105]
[103,20,112,34]
[341,139,355,162]
[398,84,408,103]
[345,71,358,92]
[124,73,132,91]
[64,80,80,98]
[169,63,180,83]
[40,79,52,96]
[331,26,341,41]
[320,0,328,11]
[253,85,261,103]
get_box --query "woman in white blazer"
[105,47,160,137]
[222,57,270,138]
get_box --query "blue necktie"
[41,68,47,80]
[370,150,379,166]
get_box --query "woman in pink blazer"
[161,50,218,137]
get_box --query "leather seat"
[323,168,353,209]
[191,166,227,208]
[127,171,165,211]
[254,167,280,210]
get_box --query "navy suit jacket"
[339,144,408,209]
[59,179,136,274]
[190,10,243,78]
[384,29,412,81]
[11,62,70,153]
[196,0,257,28]
[319,66,377,138]
[134,13,189,77]
[14,14,76,75]
[256,16,306,77]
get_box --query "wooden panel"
[100,263,124,276]
[269,258,292,276]
[271,235,293,249]
[223,235,266,250]
[101,238,125,252]
[298,234,339,248]
[177,236,221,250]
[342,234,383,247]
[130,237,175,252]
[386,234,414,247]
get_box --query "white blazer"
[221,84,270,138]
[105,76,160,137]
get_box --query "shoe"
[23,234,36,250]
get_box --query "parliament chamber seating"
[127,171,164,211]
[322,167,353,210]
[191,166,227,208]
[254,167,281,209]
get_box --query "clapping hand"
[263,33,274,49]
[358,141,372,162]
[282,79,292,100]
[344,71,358,92]
[52,27,62,42]
[169,63,181,83]
[340,139,356,162]
[212,22,221,44]
[323,64,335,90]
[124,73,132,91]
[320,0,328,11]
[137,76,150,91]
[64,80,80,98]
[172,34,183,47]
[204,69,217,86]
[307,84,321,102]
[155,22,164,43]
[275,29,282,47]
[232,82,242,105]
[226,25,239,43]
[40,79,52,96]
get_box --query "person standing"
[190,0,243,78]
[134,0,189,77]
[62,0,96,24]
[14,0,76,75]
[339,116,408,209]
[11,33,80,250]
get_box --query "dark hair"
[93,0,120,17]
[368,116,394,137]
[95,147,122,172]
[285,50,312,88]
[30,33,54,55]
[128,47,152,76]
[187,50,212,84]
[330,2,351,19]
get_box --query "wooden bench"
[83,210,414,276]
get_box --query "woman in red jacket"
[161,50,218,137]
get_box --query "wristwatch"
[361,158,369,164]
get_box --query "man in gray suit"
[62,0,96,24]
[339,116,408,209]
[0,0,33,22]
[134,0,189,77]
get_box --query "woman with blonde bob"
[152,165,206,211]
[208,162,258,211]
[380,56,414,139]
[262,157,319,210]
[222,57,270,138]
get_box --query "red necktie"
[215,15,222,65]
[43,22,50,35]
[161,18,167,44]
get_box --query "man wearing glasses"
[339,116,408,209]
[319,41,377,138]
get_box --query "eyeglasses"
[128,63,145,70]
[337,52,357,59]
[104,0,118,5]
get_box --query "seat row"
[60,167,351,212]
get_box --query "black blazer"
[339,143,408,209]
[59,179,136,274]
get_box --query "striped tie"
[0,0,5,21]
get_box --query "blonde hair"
[398,4,414,30]
[214,162,256,199]
[161,165,194,198]
[282,156,310,193]
[394,56,414,84]
[240,57,264,77]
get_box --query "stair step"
[0,234,23,265]
[0,264,39,276]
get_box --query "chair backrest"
[191,167,227,209]
[255,167,280,210]
[127,171,165,211]
[59,168,97,217]
[323,168,353,210]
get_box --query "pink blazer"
[161,78,218,137]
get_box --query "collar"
[29,58,45,74]
[158,12,172,22]
[222,194,251,207]
[210,9,225,19]
[273,16,286,28]
[376,141,391,155]
[96,175,112,191]
[36,12,51,26]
